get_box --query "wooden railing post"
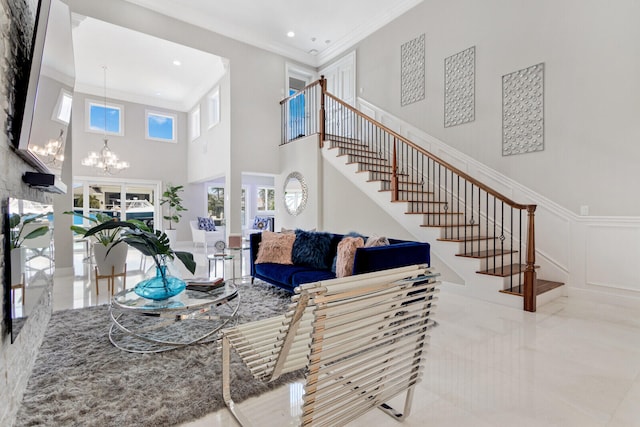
[524,205,537,312]
[319,75,326,148]
[392,138,399,202]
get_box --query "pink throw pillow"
[336,236,364,278]
[255,232,295,265]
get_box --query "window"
[145,110,176,142]
[189,105,201,141]
[85,99,124,135]
[257,187,275,212]
[207,186,224,223]
[52,89,72,124]
[207,87,220,129]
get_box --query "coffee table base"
[109,294,240,353]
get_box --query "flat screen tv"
[11,0,75,193]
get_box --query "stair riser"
[346,154,387,164]
[447,239,500,253]
[405,203,450,213]
[337,147,378,157]
[396,191,435,202]
[380,181,425,192]
[436,226,486,239]
[421,214,465,226]
[329,140,367,150]
[477,254,524,271]
[357,163,393,173]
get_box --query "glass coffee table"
[109,281,239,353]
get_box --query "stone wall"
[0,0,53,425]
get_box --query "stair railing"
[281,77,538,312]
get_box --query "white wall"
[71,92,192,239]
[354,0,640,216]
[187,71,231,184]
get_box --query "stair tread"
[404,209,461,213]
[499,280,564,297]
[457,249,517,258]
[477,264,540,277]
[338,153,387,161]
[420,223,480,228]
[438,236,497,242]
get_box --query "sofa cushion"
[255,263,312,286]
[336,236,364,278]
[364,235,389,247]
[290,269,337,287]
[255,232,295,265]
[197,216,216,231]
[292,230,333,270]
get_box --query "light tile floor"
[54,244,640,427]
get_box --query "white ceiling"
[72,0,423,111]
[72,16,227,112]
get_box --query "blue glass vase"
[133,265,186,300]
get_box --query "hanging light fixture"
[81,66,129,174]
[29,128,65,166]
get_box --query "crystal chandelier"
[81,66,129,174]
[29,128,65,166]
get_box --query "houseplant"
[8,213,51,285]
[84,220,196,300]
[160,184,187,243]
[64,211,128,278]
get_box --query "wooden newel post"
[524,205,537,312]
[392,138,399,202]
[319,75,326,149]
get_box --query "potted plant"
[160,184,187,243]
[8,213,51,285]
[84,220,196,300]
[64,211,128,278]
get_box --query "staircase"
[280,78,564,311]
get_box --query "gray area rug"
[16,281,299,427]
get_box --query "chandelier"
[81,66,129,174]
[29,128,65,166]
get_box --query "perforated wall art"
[502,63,544,156]
[401,34,425,106]
[444,46,475,127]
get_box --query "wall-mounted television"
[12,0,75,193]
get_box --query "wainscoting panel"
[585,224,640,292]
[436,148,468,173]
[534,203,570,273]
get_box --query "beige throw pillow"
[255,232,296,265]
[336,236,364,278]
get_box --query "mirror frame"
[283,171,308,216]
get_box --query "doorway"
[72,178,161,230]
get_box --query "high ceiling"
[72,0,423,111]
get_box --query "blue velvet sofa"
[249,231,430,293]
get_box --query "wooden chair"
[221,264,439,426]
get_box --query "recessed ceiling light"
[309,49,318,55]
[287,31,295,38]
[173,60,181,66]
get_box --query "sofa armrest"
[249,232,263,277]
[352,242,430,275]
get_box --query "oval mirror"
[283,172,308,216]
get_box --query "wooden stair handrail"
[280,77,538,312]
[324,92,535,212]
[279,79,322,105]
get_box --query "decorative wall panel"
[444,46,475,127]
[401,34,425,106]
[502,63,544,155]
